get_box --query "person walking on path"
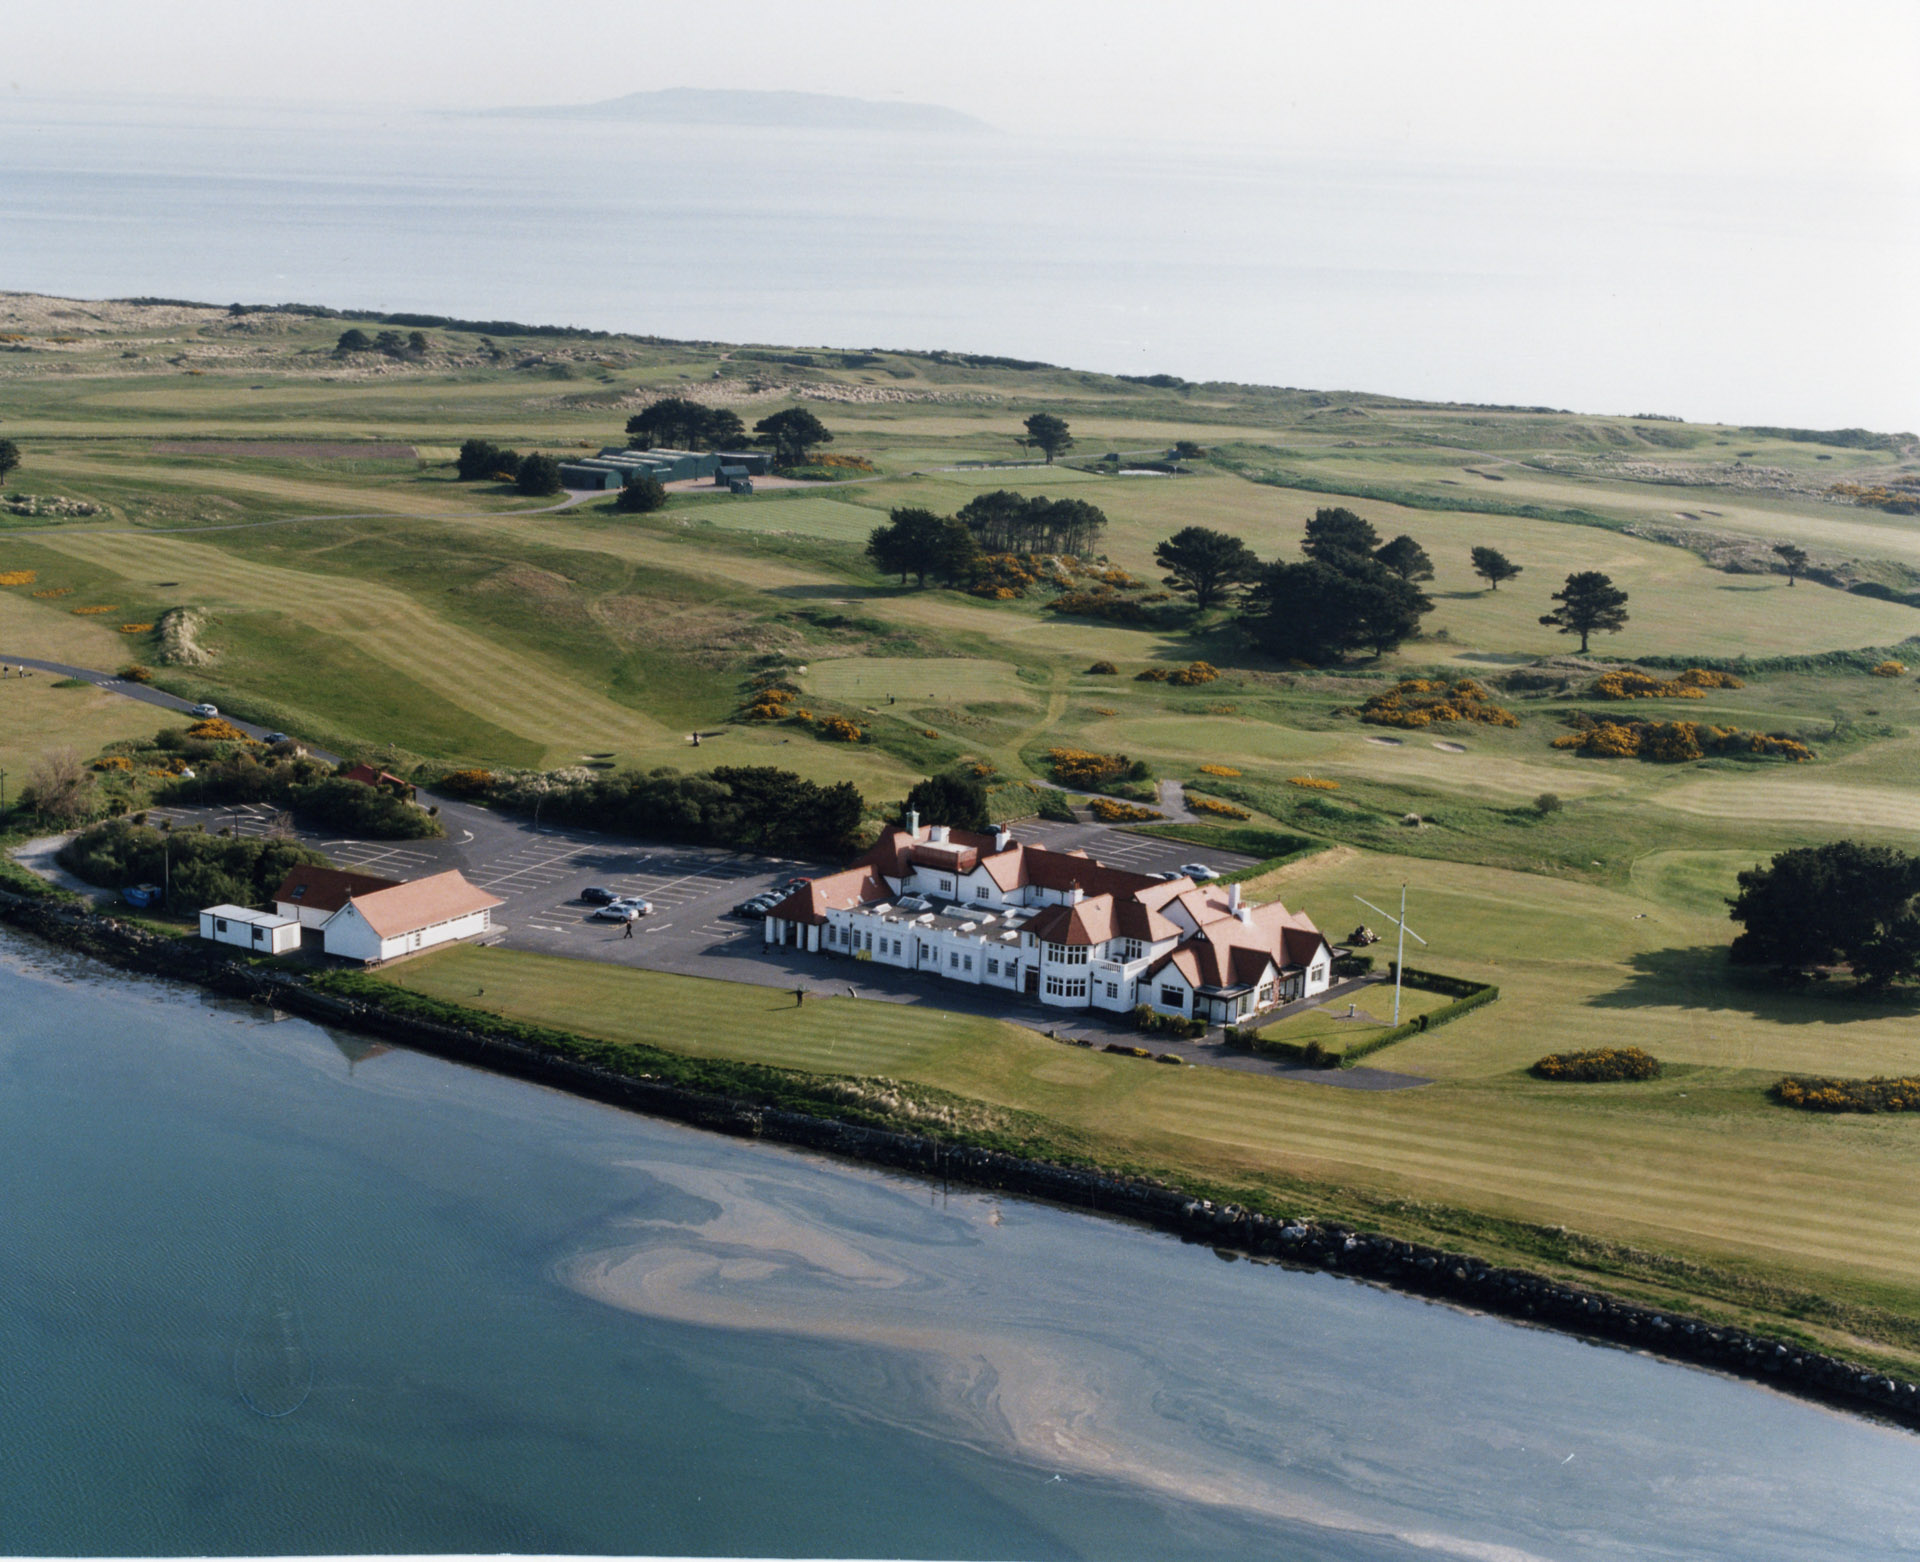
[793,986,806,1007]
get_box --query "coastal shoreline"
[6,885,1917,1435]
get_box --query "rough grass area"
[11,293,1920,1369]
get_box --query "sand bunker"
[1365,735,1403,746]
[1432,741,1466,752]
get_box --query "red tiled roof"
[767,866,890,925]
[273,863,404,913]
[345,870,502,939]
[1147,899,1330,990]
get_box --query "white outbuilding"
[198,904,303,956]
[318,869,503,964]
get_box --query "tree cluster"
[754,407,833,467]
[866,507,978,586]
[56,819,329,915]
[1242,509,1435,660]
[624,397,747,451]
[864,491,1113,587]
[1730,841,1920,987]
[955,490,1107,555]
[524,764,864,860]
[159,752,443,839]
[901,771,991,833]
[0,438,20,480]
[453,440,564,496]
[335,328,430,358]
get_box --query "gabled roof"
[857,824,1008,881]
[273,863,404,914]
[1023,893,1119,947]
[1146,899,1331,989]
[767,866,891,926]
[340,870,502,939]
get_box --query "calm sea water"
[2,97,1914,430]
[2,934,1918,1559]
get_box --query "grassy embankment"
[4,295,1919,1371]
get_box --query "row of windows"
[1046,943,1089,966]
[1044,974,1089,999]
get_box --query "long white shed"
[198,905,302,956]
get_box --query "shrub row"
[1772,1075,1920,1113]
[1531,1047,1664,1082]
[1338,976,1501,1066]
[1132,1005,1207,1040]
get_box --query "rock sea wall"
[5,887,1916,1432]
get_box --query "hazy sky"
[13,0,1920,176]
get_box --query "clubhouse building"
[763,818,1332,1026]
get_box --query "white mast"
[1354,883,1427,1025]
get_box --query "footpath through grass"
[378,938,1920,1376]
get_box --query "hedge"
[1338,978,1500,1067]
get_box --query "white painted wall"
[321,903,493,963]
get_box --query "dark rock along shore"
[5,887,1916,1432]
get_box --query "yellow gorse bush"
[71,604,118,615]
[1360,678,1518,729]
[1187,795,1250,820]
[1198,764,1241,778]
[1556,714,1812,763]
[1773,1075,1920,1113]
[186,717,256,743]
[1288,776,1339,790]
[1531,1047,1663,1082]
[1047,747,1133,787]
[0,570,37,587]
[1589,667,1744,699]
[1087,797,1162,823]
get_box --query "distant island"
[469,87,991,133]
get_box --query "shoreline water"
[5,884,1917,1434]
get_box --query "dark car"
[777,876,813,893]
[262,731,289,746]
[581,886,620,904]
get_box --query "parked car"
[580,886,620,904]
[1148,870,1182,881]
[733,898,772,919]
[611,896,652,917]
[1178,862,1220,881]
[189,702,219,718]
[262,732,289,746]
[777,876,813,893]
[591,902,642,923]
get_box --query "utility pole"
[0,768,8,817]
[1354,884,1427,1026]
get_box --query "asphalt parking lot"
[140,800,1260,997]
